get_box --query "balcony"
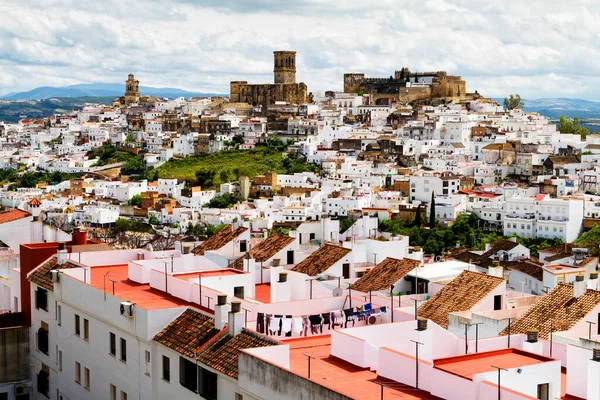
[505,213,535,220]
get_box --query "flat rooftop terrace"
[285,335,440,399]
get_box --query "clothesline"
[256,303,388,338]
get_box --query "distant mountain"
[1,83,224,101]
[493,97,600,119]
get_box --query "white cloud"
[1,0,600,100]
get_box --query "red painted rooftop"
[89,265,208,312]
[285,336,440,399]
[253,283,271,303]
[0,209,31,224]
[433,348,555,381]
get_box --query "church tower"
[124,73,140,105]
[273,51,296,85]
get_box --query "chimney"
[72,227,87,246]
[272,269,291,303]
[416,317,428,331]
[57,242,68,265]
[522,330,543,355]
[488,262,504,279]
[575,274,586,298]
[182,244,191,255]
[593,347,600,362]
[510,236,517,243]
[214,294,229,330]
[279,272,288,283]
[588,272,598,290]
[228,300,244,336]
[485,243,491,252]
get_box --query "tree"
[412,203,423,227]
[205,193,241,209]
[128,194,142,207]
[429,192,436,229]
[503,94,524,110]
[557,115,589,139]
[122,157,145,174]
[148,215,159,225]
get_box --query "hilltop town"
[2,51,600,400]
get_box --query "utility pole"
[410,340,424,389]
[471,322,483,353]
[198,273,202,307]
[411,298,421,320]
[586,321,596,340]
[304,354,315,378]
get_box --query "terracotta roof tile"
[418,270,504,329]
[153,308,220,358]
[499,284,600,339]
[27,257,80,292]
[292,243,352,276]
[231,234,295,270]
[506,261,543,281]
[0,209,31,224]
[196,329,280,378]
[192,225,248,255]
[351,257,420,292]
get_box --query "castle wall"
[398,87,432,103]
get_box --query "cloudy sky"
[2,0,600,99]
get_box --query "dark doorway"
[239,240,247,253]
[287,250,294,265]
[494,295,502,311]
[342,263,350,279]
[537,383,549,400]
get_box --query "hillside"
[1,83,224,101]
[0,97,116,123]
[151,145,318,189]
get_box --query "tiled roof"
[27,257,80,292]
[418,270,504,328]
[27,197,42,206]
[546,156,580,165]
[231,234,295,270]
[507,261,543,281]
[196,329,280,378]
[351,257,420,292]
[482,143,514,151]
[153,308,220,358]
[0,209,31,224]
[292,243,352,276]
[191,225,248,255]
[539,243,574,255]
[453,240,520,268]
[499,284,600,339]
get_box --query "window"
[198,367,218,400]
[121,391,128,400]
[84,367,90,390]
[145,350,151,375]
[37,365,49,398]
[234,286,245,299]
[83,319,89,341]
[74,314,80,336]
[37,325,49,355]
[120,338,127,362]
[110,384,117,400]
[235,394,244,400]
[75,362,81,384]
[35,287,48,311]
[109,333,116,356]
[179,356,197,392]
[162,356,170,382]
[56,347,62,371]
[56,304,62,326]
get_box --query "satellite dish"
[332,287,343,297]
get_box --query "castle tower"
[273,51,296,85]
[124,73,140,105]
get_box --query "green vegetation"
[205,193,242,209]
[378,213,561,257]
[127,194,142,207]
[574,224,600,256]
[152,141,318,189]
[504,94,524,110]
[0,97,116,123]
[185,222,227,239]
[114,218,153,233]
[558,115,590,138]
[87,146,142,167]
[0,169,77,190]
[339,218,355,233]
[148,215,159,225]
[429,192,435,229]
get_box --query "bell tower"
[273,51,296,85]
[124,73,140,105]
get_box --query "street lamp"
[410,340,424,389]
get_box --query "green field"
[152,146,317,189]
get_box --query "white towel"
[269,317,281,333]
[282,318,293,333]
[293,317,304,333]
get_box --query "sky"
[2,0,600,100]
